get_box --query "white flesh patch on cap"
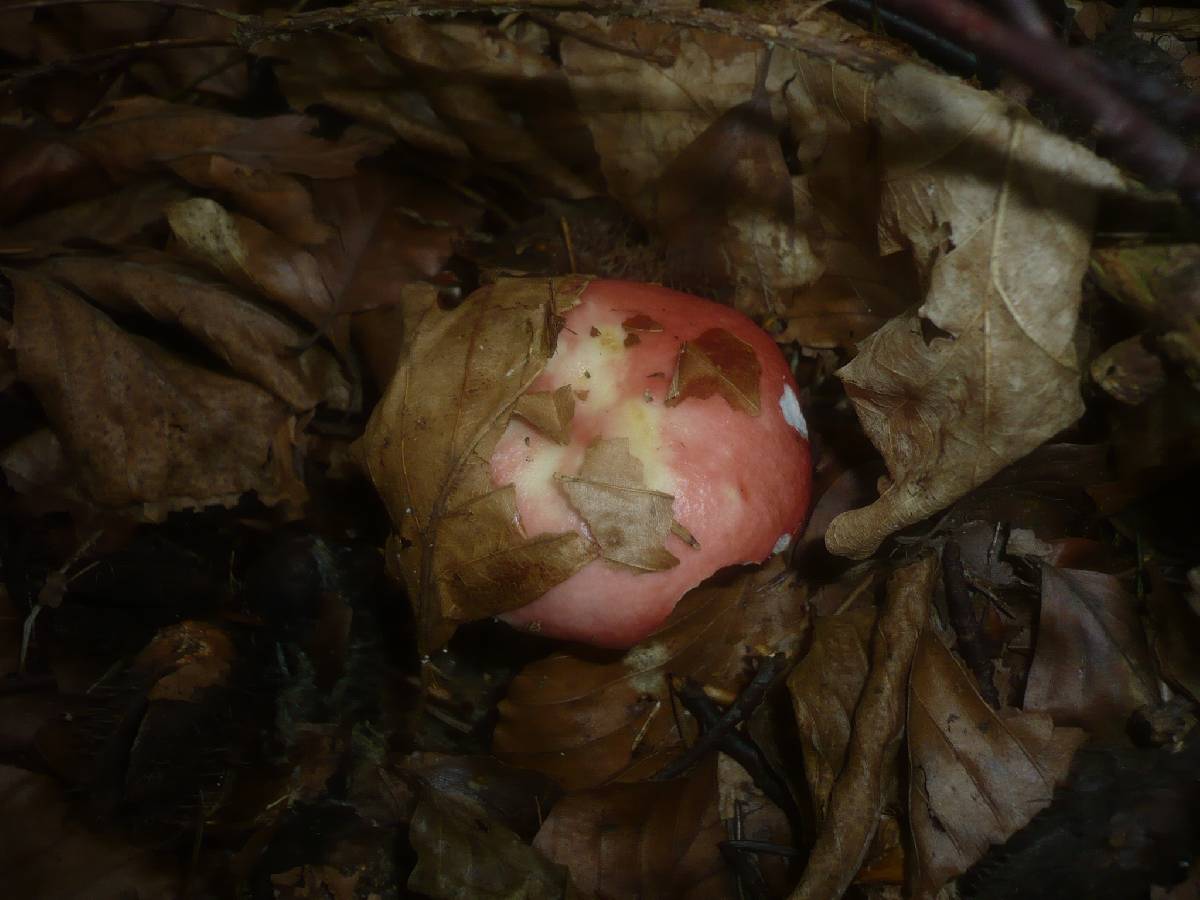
[779,384,808,438]
[773,533,791,554]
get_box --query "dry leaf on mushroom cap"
[361,276,597,653]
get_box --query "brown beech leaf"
[907,634,1086,897]
[72,96,388,180]
[556,437,681,572]
[826,66,1122,559]
[513,384,576,445]
[433,486,597,621]
[0,179,188,256]
[1147,567,1200,703]
[408,786,579,900]
[7,270,301,516]
[787,605,878,818]
[1024,566,1158,735]
[38,254,351,412]
[790,553,936,900]
[361,277,593,652]
[533,757,726,898]
[167,155,332,247]
[166,197,336,334]
[493,558,807,790]
[665,327,762,416]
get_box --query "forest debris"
[665,328,762,415]
[789,554,936,900]
[907,636,1086,896]
[827,66,1120,559]
[493,558,807,790]
[1090,335,1167,405]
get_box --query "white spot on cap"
[780,385,808,438]
[773,533,791,554]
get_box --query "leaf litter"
[0,3,1197,899]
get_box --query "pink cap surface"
[491,280,811,647]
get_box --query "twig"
[526,11,674,66]
[829,0,983,77]
[723,839,804,859]
[879,0,1200,211]
[942,541,1000,708]
[1,0,244,17]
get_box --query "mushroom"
[492,280,811,647]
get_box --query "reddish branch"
[882,0,1200,210]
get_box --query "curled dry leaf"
[37,254,351,412]
[826,66,1123,559]
[665,327,762,415]
[493,558,807,790]
[7,270,302,516]
[907,635,1086,897]
[361,277,595,652]
[1024,565,1158,735]
[533,757,726,899]
[790,553,936,900]
[513,384,576,446]
[556,437,682,572]
[1089,335,1167,406]
[407,786,579,900]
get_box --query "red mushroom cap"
[491,280,811,647]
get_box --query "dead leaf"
[408,785,579,900]
[73,96,388,181]
[1146,567,1200,704]
[787,605,878,818]
[665,327,762,415]
[166,197,337,334]
[7,270,301,515]
[907,635,1086,897]
[168,155,332,247]
[1090,335,1167,405]
[790,553,936,900]
[493,558,808,790]
[827,65,1122,559]
[1024,565,1159,735]
[361,277,593,652]
[556,437,682,572]
[513,384,576,445]
[533,757,726,899]
[38,254,351,412]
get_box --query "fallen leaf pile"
[1,2,1198,899]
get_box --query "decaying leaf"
[8,270,302,516]
[1024,566,1158,735]
[533,757,726,898]
[361,277,594,652]
[665,327,762,416]
[1147,567,1200,704]
[513,384,576,445]
[408,786,578,900]
[790,553,936,900]
[1090,335,1167,405]
[557,437,681,571]
[787,605,878,818]
[826,66,1123,559]
[493,558,807,790]
[908,635,1086,897]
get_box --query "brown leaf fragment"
[1147,567,1200,704]
[534,758,726,899]
[1024,566,1158,735]
[72,96,389,180]
[168,155,333,246]
[787,606,878,818]
[435,486,597,621]
[556,437,680,572]
[408,787,579,900]
[826,66,1121,559]
[0,179,188,257]
[621,313,663,333]
[789,553,936,900]
[907,635,1086,897]
[165,197,336,334]
[665,326,762,416]
[493,558,808,790]
[513,384,576,445]
[361,277,590,653]
[38,254,351,411]
[8,270,299,515]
